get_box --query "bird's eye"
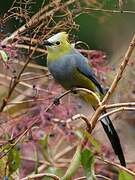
[56,41,60,45]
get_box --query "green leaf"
[81,148,96,180]
[118,170,134,180]
[62,144,81,180]
[8,146,20,175]
[34,147,39,174]
[80,129,101,153]
[75,130,84,140]
[0,50,9,62]
[44,167,64,180]
[39,135,50,162]
[0,155,8,177]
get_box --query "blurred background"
[0,0,135,179]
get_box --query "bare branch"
[105,102,135,109]
[97,156,135,177]
[71,114,91,132]
[85,7,135,14]
[20,173,61,180]
[1,0,78,46]
[99,107,135,121]
[0,46,37,112]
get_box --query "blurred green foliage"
[0,0,13,13]
[81,148,96,179]
[8,146,20,175]
[118,170,134,180]
[76,0,135,57]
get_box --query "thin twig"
[20,173,61,180]
[44,87,100,118]
[0,46,37,112]
[96,175,111,180]
[105,102,135,109]
[0,118,40,159]
[85,7,135,14]
[75,175,111,180]
[1,0,77,45]
[54,143,78,161]
[99,107,135,121]
[13,60,48,71]
[15,43,47,53]
[7,98,45,105]
[97,156,135,177]
[21,74,50,81]
[52,88,101,106]
[71,114,91,132]
[74,177,86,180]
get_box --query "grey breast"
[47,54,76,89]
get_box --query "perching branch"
[51,87,101,106]
[44,87,100,118]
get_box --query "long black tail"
[100,111,126,167]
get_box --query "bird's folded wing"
[74,53,104,94]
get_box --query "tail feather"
[100,111,126,167]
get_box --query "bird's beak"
[43,40,53,46]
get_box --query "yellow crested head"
[43,32,72,60]
[47,32,68,44]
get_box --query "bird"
[43,32,126,166]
